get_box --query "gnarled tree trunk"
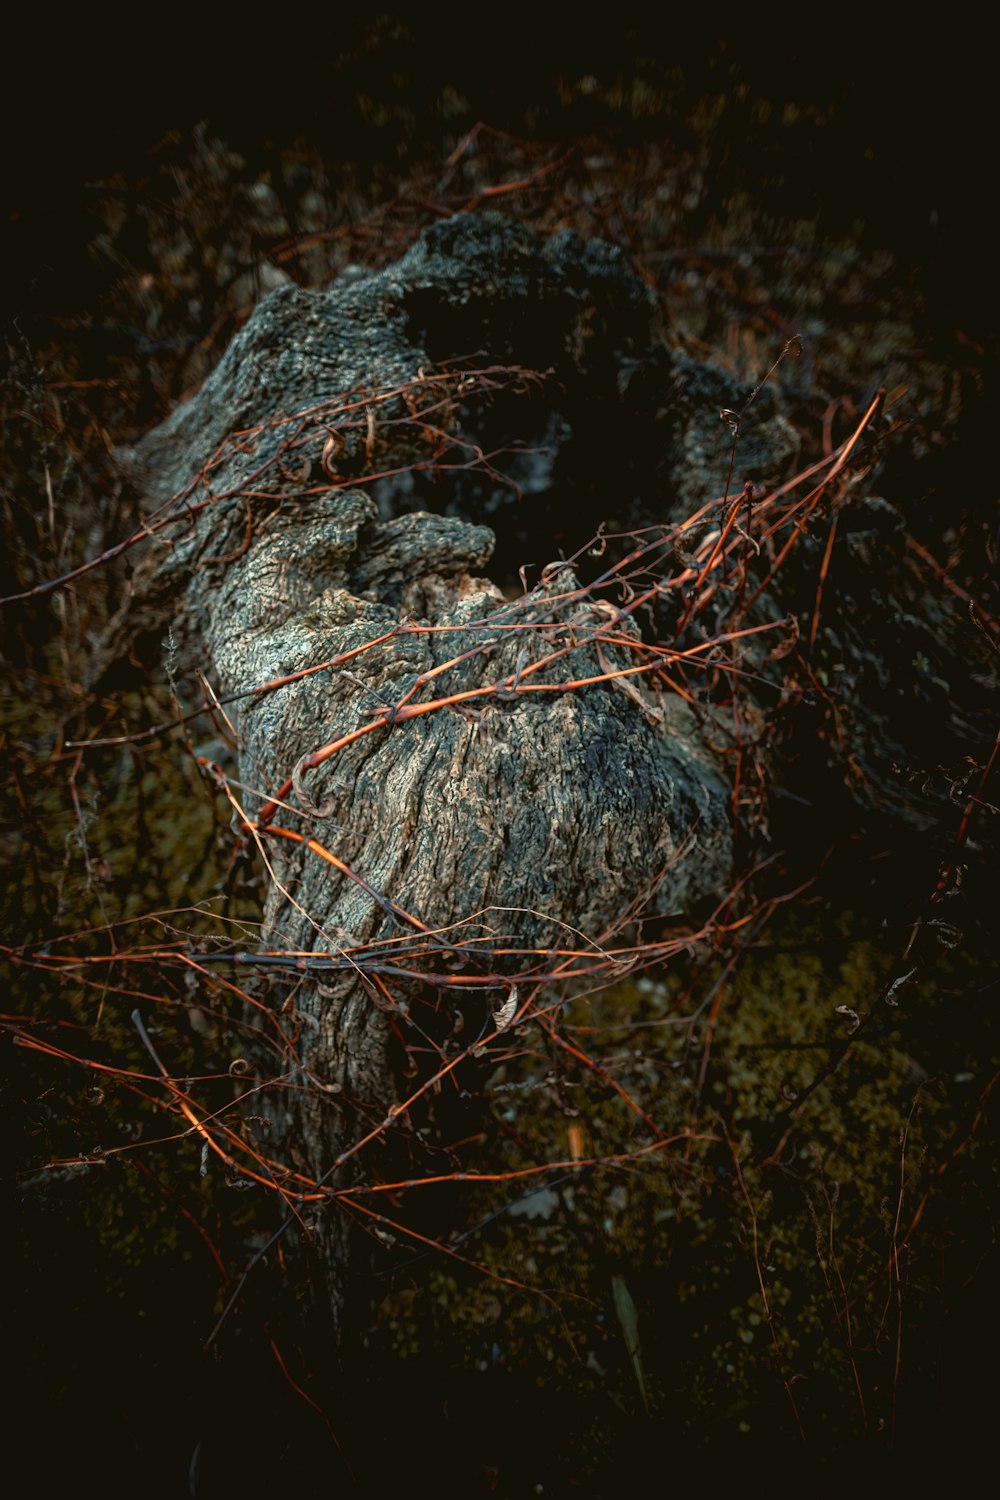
[107,215,738,1337]
[103,213,994,1344]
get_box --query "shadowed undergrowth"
[3,66,997,1493]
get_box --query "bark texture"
[103,210,998,1347]
[110,215,743,1334]
[105,212,997,1342]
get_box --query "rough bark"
[103,208,1000,1350]
[108,215,745,1336]
[104,213,995,1341]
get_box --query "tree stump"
[109,215,738,1337]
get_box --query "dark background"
[6,17,993,338]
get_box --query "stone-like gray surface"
[103,211,997,1343]
[110,214,740,1336]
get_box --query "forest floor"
[3,27,997,1496]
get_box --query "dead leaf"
[493,989,518,1032]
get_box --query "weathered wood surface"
[110,215,741,1331]
[105,212,996,1336]
[103,211,999,1353]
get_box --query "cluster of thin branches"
[4,362,896,1237]
[4,124,997,1447]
